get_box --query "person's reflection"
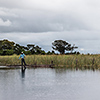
[21,68,26,78]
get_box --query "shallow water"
[0,68,100,100]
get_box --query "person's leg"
[21,59,23,66]
[23,59,26,65]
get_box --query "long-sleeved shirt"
[19,54,25,59]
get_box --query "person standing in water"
[19,52,26,69]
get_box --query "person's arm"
[24,54,26,58]
[19,55,21,59]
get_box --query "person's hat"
[21,52,23,53]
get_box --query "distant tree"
[27,44,35,54]
[41,51,46,55]
[52,40,78,54]
[0,39,47,55]
[35,45,42,54]
[27,44,45,54]
[52,40,68,54]
[0,39,15,50]
[24,50,31,55]
[70,44,78,53]
[14,44,22,55]
[47,50,55,55]
[5,49,14,55]
[27,44,35,50]
[0,50,3,55]
[76,51,80,55]
[0,39,15,55]
[47,51,52,55]
[14,44,28,55]
[0,39,78,55]
[51,50,55,54]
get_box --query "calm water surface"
[0,68,100,100]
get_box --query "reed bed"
[0,54,100,69]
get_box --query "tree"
[0,50,3,55]
[5,49,14,55]
[0,39,47,55]
[0,39,15,55]
[35,45,42,54]
[47,50,55,55]
[52,40,78,54]
[0,39,15,50]
[52,40,68,54]
[14,44,22,55]
[27,44,35,54]
[27,44,45,54]
[70,44,78,53]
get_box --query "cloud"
[0,7,18,17]
[0,0,98,33]
[0,0,100,54]
[1,30,100,54]
[80,48,84,51]
[0,7,90,32]
[0,18,11,26]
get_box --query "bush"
[0,50,3,55]
[5,50,14,55]
[24,51,31,55]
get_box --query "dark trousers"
[21,58,26,66]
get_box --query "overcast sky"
[0,0,100,54]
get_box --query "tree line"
[0,39,79,55]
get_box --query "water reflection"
[55,68,67,74]
[21,68,26,78]
[0,68,100,100]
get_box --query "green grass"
[0,54,100,69]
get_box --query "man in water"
[19,52,26,69]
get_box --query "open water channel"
[0,68,100,100]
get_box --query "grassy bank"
[0,54,100,69]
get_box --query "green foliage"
[0,39,15,50]
[41,51,46,55]
[52,40,78,54]
[0,39,79,55]
[0,50,3,55]
[47,51,52,55]
[5,50,14,55]
[47,51,55,55]
[52,40,68,54]
[24,51,31,55]
[0,39,47,55]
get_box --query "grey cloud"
[0,0,95,33]
[1,30,100,54]
[0,18,11,26]
[1,0,100,54]
[0,8,90,33]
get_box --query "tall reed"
[0,54,100,69]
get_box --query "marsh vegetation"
[0,54,100,69]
